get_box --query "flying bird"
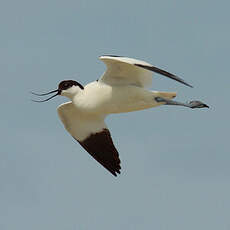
[32,55,208,176]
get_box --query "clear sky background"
[1,0,230,229]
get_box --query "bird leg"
[155,97,209,109]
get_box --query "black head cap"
[58,80,84,91]
[31,80,84,103]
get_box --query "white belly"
[107,86,161,113]
[72,82,161,115]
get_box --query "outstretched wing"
[99,55,192,88]
[57,102,121,176]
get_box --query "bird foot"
[188,101,209,109]
[155,97,209,109]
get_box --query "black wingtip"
[135,63,193,88]
[77,129,121,177]
[113,171,121,177]
[101,55,124,58]
[184,82,194,88]
[109,166,121,177]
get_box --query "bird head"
[31,80,84,102]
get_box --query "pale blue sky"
[1,0,230,229]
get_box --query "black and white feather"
[32,55,208,176]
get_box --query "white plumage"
[32,55,208,176]
[99,55,153,88]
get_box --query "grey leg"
[155,97,209,109]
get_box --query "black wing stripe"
[135,64,193,88]
[77,129,121,176]
[101,55,124,58]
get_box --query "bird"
[32,55,209,176]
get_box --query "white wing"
[57,102,121,176]
[99,55,192,88]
